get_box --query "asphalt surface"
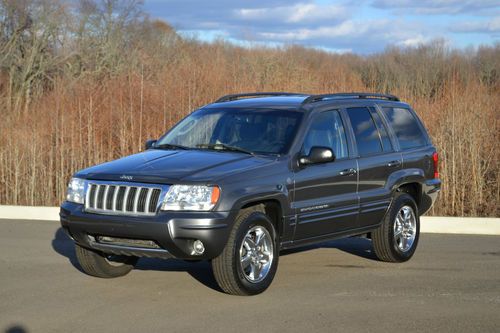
[0,219,499,333]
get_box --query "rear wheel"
[212,206,279,295]
[75,244,138,278]
[372,193,420,262]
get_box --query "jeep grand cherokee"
[60,92,441,295]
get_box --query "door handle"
[387,160,401,167]
[339,168,357,176]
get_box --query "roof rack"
[302,92,400,104]
[215,92,305,103]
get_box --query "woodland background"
[0,0,498,216]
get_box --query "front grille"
[85,182,163,216]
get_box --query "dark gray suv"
[60,92,441,295]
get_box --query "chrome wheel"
[239,226,274,283]
[393,205,417,252]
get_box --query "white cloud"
[258,19,422,42]
[236,3,347,25]
[398,35,430,47]
[450,16,500,33]
[258,20,398,41]
[371,0,500,15]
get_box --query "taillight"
[432,152,439,179]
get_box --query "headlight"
[66,178,86,204]
[161,185,220,211]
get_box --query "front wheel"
[75,244,138,278]
[372,193,420,262]
[212,206,279,295]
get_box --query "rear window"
[381,107,427,150]
[346,107,383,156]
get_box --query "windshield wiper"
[154,143,190,150]
[196,143,255,156]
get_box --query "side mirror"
[299,147,335,165]
[145,139,157,150]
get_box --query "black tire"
[372,192,420,263]
[212,205,279,295]
[75,244,138,278]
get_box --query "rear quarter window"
[381,107,428,150]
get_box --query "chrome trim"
[133,187,140,213]
[124,187,131,212]
[84,180,169,217]
[103,185,110,209]
[112,186,119,211]
[145,188,153,214]
[88,241,172,259]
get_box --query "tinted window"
[382,107,427,150]
[346,107,382,156]
[370,109,393,152]
[303,111,348,159]
[158,109,302,154]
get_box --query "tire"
[372,192,420,263]
[75,243,138,278]
[212,205,279,295]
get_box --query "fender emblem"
[300,204,329,212]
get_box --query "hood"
[75,149,276,184]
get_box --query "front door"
[293,110,358,241]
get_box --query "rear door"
[293,110,359,240]
[345,106,402,229]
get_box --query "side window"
[346,107,383,156]
[382,107,427,150]
[370,109,393,152]
[303,111,348,159]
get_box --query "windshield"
[157,108,303,155]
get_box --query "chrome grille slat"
[84,181,166,217]
[103,185,110,210]
[93,185,100,209]
[133,187,140,213]
[122,187,131,213]
[144,188,153,214]
[150,189,161,212]
[116,186,126,211]
[112,186,118,211]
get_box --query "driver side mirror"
[145,139,157,150]
[299,146,335,166]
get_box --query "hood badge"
[120,175,133,181]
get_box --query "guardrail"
[0,205,498,235]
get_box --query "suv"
[60,92,441,295]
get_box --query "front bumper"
[60,201,235,260]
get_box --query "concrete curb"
[419,216,500,235]
[0,205,60,221]
[0,205,499,235]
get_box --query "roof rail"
[215,92,305,103]
[302,92,400,104]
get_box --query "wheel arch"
[240,198,285,238]
[389,168,426,212]
[396,182,422,210]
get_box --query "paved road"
[0,219,499,333]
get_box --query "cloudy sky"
[144,0,500,54]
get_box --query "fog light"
[192,240,205,255]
